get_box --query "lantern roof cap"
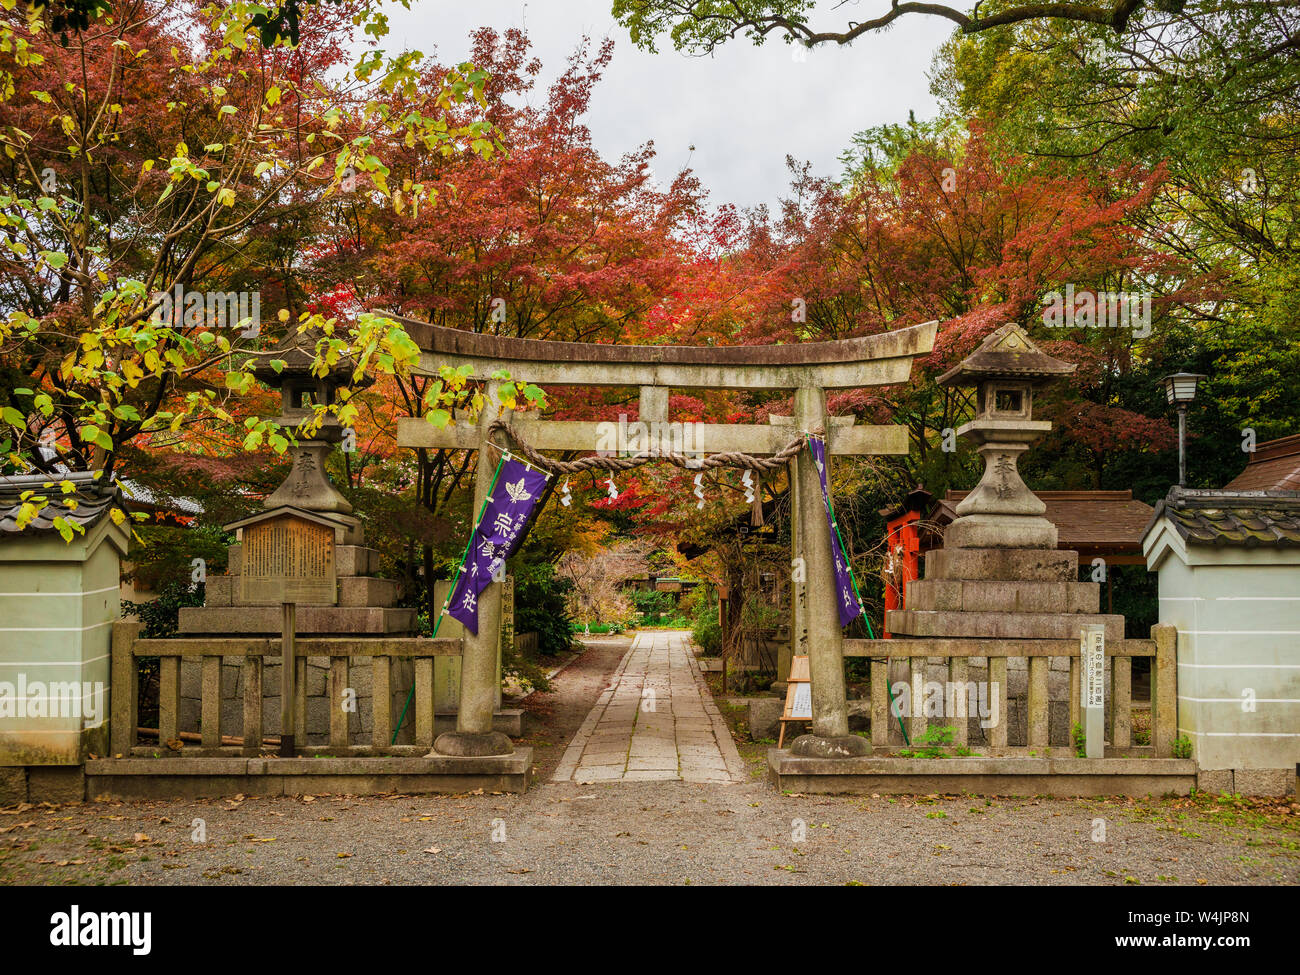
[937,323,1076,387]
[251,327,373,388]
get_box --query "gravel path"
[2,634,1296,886]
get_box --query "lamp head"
[1162,372,1206,406]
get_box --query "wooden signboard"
[778,655,812,748]
[240,515,336,605]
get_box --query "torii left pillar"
[432,380,515,757]
[787,386,870,758]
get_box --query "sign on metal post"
[1080,623,1106,759]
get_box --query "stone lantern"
[253,328,372,515]
[178,327,414,751]
[936,323,1075,549]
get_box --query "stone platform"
[84,750,533,799]
[767,751,1197,797]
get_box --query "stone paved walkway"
[553,630,745,784]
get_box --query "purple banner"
[447,455,549,634]
[808,436,865,627]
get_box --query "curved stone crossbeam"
[381,311,938,390]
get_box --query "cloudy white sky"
[387,1,955,211]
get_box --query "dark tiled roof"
[1224,434,1300,491]
[943,489,1154,552]
[937,323,1076,386]
[0,472,123,535]
[1146,488,1300,548]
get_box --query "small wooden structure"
[777,655,811,748]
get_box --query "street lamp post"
[1161,372,1206,487]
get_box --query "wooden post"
[280,601,296,757]
[1152,623,1177,757]
[949,657,968,747]
[414,656,436,748]
[242,655,263,756]
[329,657,350,749]
[110,621,141,757]
[1027,656,1049,749]
[372,655,392,749]
[201,655,222,749]
[1110,655,1132,749]
[871,658,889,748]
[1080,624,1105,758]
[988,656,1008,750]
[159,655,180,745]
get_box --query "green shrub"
[691,599,722,655]
[122,580,206,639]
[632,588,672,616]
[1071,722,1087,758]
[514,562,575,657]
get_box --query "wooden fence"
[842,623,1177,756]
[110,621,462,757]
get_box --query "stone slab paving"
[553,630,745,784]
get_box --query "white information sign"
[1080,623,1106,759]
[790,681,812,720]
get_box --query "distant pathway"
[553,630,745,784]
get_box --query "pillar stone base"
[789,733,872,758]
[945,513,1057,550]
[431,731,514,757]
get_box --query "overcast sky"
[387,1,954,212]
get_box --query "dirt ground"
[2,634,1297,886]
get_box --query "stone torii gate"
[389,313,938,758]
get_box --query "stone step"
[885,608,1124,641]
[178,606,417,634]
[339,576,401,607]
[905,578,1099,614]
[924,547,1078,582]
